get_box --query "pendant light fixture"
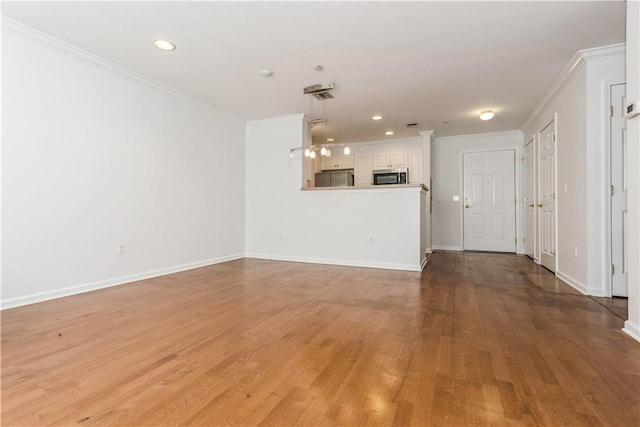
[289,82,350,158]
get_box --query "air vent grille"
[313,91,334,100]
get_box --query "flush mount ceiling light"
[326,138,335,142]
[479,110,495,121]
[372,115,383,121]
[385,131,394,136]
[260,69,273,77]
[153,39,176,51]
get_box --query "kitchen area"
[297,128,433,271]
[304,133,430,190]
[246,114,433,272]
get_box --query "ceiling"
[2,1,626,142]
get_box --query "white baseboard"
[555,270,588,294]
[432,245,463,251]
[0,254,244,310]
[425,248,433,254]
[245,252,424,272]
[623,320,640,342]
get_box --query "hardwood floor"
[2,252,639,426]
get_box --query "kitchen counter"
[302,183,429,192]
[296,182,429,271]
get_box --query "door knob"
[528,204,535,208]
[465,204,471,209]
[537,203,545,207]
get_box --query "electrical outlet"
[117,243,125,255]
[368,236,373,244]
[563,184,568,194]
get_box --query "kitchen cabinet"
[374,151,407,170]
[320,154,354,170]
[355,155,373,186]
[408,151,423,183]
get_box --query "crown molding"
[522,43,626,131]
[434,129,523,142]
[418,130,436,142]
[1,17,244,125]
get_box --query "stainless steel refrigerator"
[315,170,354,187]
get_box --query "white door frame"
[459,146,523,252]
[537,115,558,272]
[606,82,628,297]
[524,137,536,259]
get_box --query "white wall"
[1,25,246,308]
[624,1,640,341]
[585,49,625,296]
[431,131,524,251]
[522,45,625,296]
[245,115,426,271]
[524,64,588,291]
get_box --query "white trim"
[418,130,436,142]
[246,114,306,126]
[522,53,585,131]
[522,44,625,132]
[556,270,588,294]
[605,82,628,298]
[425,248,433,254]
[1,17,244,125]
[435,129,522,143]
[580,43,626,61]
[622,320,640,342]
[432,245,463,251]
[0,254,244,310]
[245,253,425,272]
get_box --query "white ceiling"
[2,1,626,142]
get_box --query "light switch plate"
[453,195,460,202]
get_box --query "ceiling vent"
[304,82,335,100]
[406,122,419,127]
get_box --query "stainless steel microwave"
[373,168,408,185]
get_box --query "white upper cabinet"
[374,151,408,170]
[354,155,373,186]
[408,151,423,183]
[320,154,354,170]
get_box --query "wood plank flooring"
[2,252,639,426]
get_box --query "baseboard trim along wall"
[432,245,463,251]
[623,320,640,342]
[0,254,245,310]
[556,270,588,295]
[245,253,425,273]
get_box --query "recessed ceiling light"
[327,138,335,142]
[153,39,176,51]
[372,115,383,120]
[479,110,495,121]
[260,69,273,77]
[385,131,394,136]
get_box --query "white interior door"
[539,120,556,272]
[463,150,516,252]
[524,138,535,258]
[610,83,628,297]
